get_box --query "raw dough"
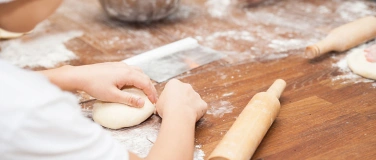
[92,88,155,129]
[347,49,376,80]
[0,28,25,39]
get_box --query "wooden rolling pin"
[305,16,376,59]
[208,79,286,160]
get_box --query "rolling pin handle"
[266,79,286,99]
[304,45,320,59]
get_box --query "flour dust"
[336,1,375,21]
[81,113,205,160]
[109,115,205,160]
[207,100,235,118]
[201,0,376,63]
[0,21,83,68]
[331,44,375,84]
[205,0,231,18]
[108,116,160,157]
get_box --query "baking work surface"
[2,0,376,159]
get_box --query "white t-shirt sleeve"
[0,0,13,3]
[0,60,129,160]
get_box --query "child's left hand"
[40,62,158,107]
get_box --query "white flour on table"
[331,45,375,84]
[108,116,206,159]
[207,100,235,118]
[205,0,231,18]
[202,0,376,63]
[336,1,374,21]
[82,113,205,160]
[0,21,82,68]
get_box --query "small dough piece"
[347,49,376,80]
[92,88,155,129]
[0,28,26,39]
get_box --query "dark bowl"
[99,0,181,22]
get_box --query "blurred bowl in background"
[99,0,181,22]
[236,0,264,6]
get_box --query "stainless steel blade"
[123,37,225,82]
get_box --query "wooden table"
[5,0,376,159]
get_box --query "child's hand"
[156,79,207,121]
[41,62,158,107]
[365,44,376,63]
[0,0,63,32]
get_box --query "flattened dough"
[347,49,376,80]
[92,88,155,129]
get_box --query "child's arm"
[0,0,63,32]
[38,62,158,107]
[130,79,208,160]
[41,65,207,160]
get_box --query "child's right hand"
[156,79,208,122]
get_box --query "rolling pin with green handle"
[208,79,286,160]
[305,16,376,59]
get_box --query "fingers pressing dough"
[92,88,155,129]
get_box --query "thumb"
[108,88,145,108]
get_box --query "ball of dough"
[92,88,155,129]
[99,0,181,22]
[347,49,376,80]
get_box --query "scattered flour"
[207,100,235,118]
[331,45,375,84]
[245,11,312,31]
[268,39,306,52]
[201,0,326,63]
[331,58,363,82]
[82,114,205,160]
[336,1,374,21]
[197,30,256,53]
[0,23,83,68]
[259,53,288,61]
[202,0,376,64]
[205,0,231,18]
[194,145,205,160]
[317,5,331,14]
[222,92,234,97]
[108,116,160,157]
[204,30,255,42]
[216,72,228,80]
[109,116,205,159]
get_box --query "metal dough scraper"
[122,37,225,83]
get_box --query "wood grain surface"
[2,0,376,159]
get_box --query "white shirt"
[0,60,129,160]
[0,0,13,4]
